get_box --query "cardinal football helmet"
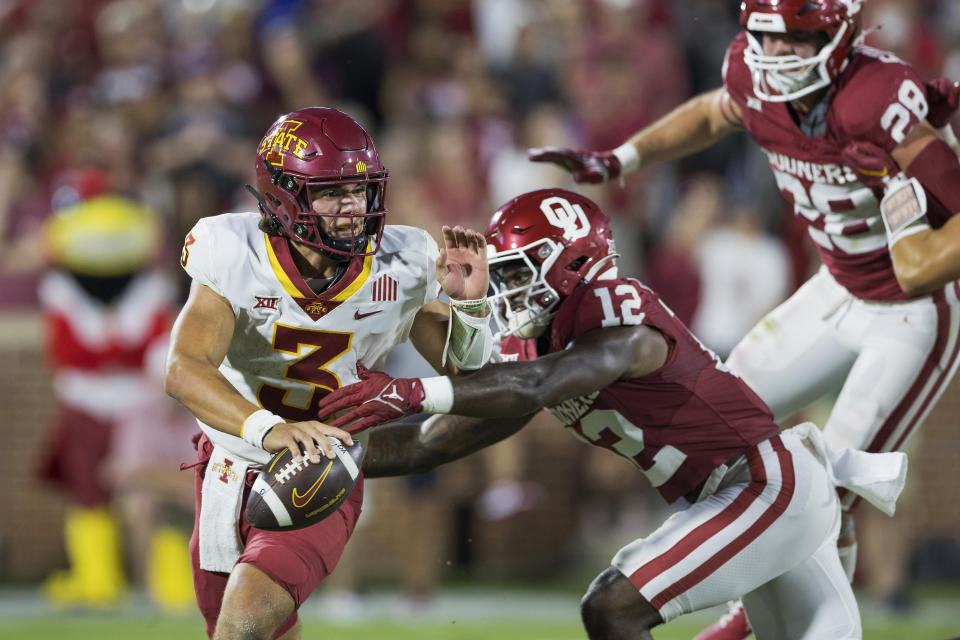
[485,189,619,338]
[740,0,864,102]
[247,107,388,257]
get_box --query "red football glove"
[316,364,424,434]
[527,146,621,184]
[926,77,960,128]
[841,141,900,190]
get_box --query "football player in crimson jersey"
[529,2,960,636]
[164,107,493,640]
[317,188,907,640]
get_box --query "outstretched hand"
[926,77,960,129]
[841,141,900,190]
[316,364,425,434]
[527,147,621,184]
[438,225,489,303]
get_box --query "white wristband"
[612,142,640,174]
[420,376,455,414]
[241,409,283,449]
[442,305,494,370]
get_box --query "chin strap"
[442,298,494,370]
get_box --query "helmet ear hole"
[565,256,588,271]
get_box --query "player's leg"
[743,525,860,640]
[214,563,297,640]
[700,269,855,639]
[580,566,661,640]
[217,480,365,639]
[613,434,837,638]
[725,268,856,421]
[824,284,960,579]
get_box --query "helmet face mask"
[739,0,864,102]
[247,107,388,259]
[488,240,563,339]
[484,189,619,339]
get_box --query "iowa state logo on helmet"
[258,119,308,168]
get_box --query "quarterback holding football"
[529,2,960,636]
[164,107,492,640]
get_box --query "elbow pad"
[442,304,494,370]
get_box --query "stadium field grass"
[0,617,957,639]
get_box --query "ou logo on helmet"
[540,196,591,241]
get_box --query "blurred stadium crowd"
[1,0,959,619]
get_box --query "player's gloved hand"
[316,364,424,434]
[841,141,901,190]
[926,77,960,128]
[527,147,621,184]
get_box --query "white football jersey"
[181,212,440,464]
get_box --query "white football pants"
[612,430,860,639]
[727,267,960,506]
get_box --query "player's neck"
[288,239,341,279]
[790,87,827,115]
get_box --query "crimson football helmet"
[247,107,388,257]
[485,189,619,338]
[740,0,864,102]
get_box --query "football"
[246,437,365,531]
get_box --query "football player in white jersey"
[163,107,492,640]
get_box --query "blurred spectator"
[691,204,790,358]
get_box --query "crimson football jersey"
[724,33,953,301]
[500,278,777,504]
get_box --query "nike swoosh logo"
[291,460,333,508]
[354,309,383,320]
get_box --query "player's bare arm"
[888,215,960,295]
[317,323,668,433]
[446,323,667,417]
[362,413,535,478]
[620,87,745,169]
[843,118,960,295]
[164,280,351,463]
[409,224,493,374]
[528,88,743,183]
[883,119,960,294]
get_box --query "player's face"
[494,262,536,311]
[761,31,826,59]
[310,183,368,238]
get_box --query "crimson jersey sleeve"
[832,47,929,152]
[550,277,666,353]
[722,34,755,116]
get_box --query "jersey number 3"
[258,324,352,422]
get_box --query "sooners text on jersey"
[724,33,954,301]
